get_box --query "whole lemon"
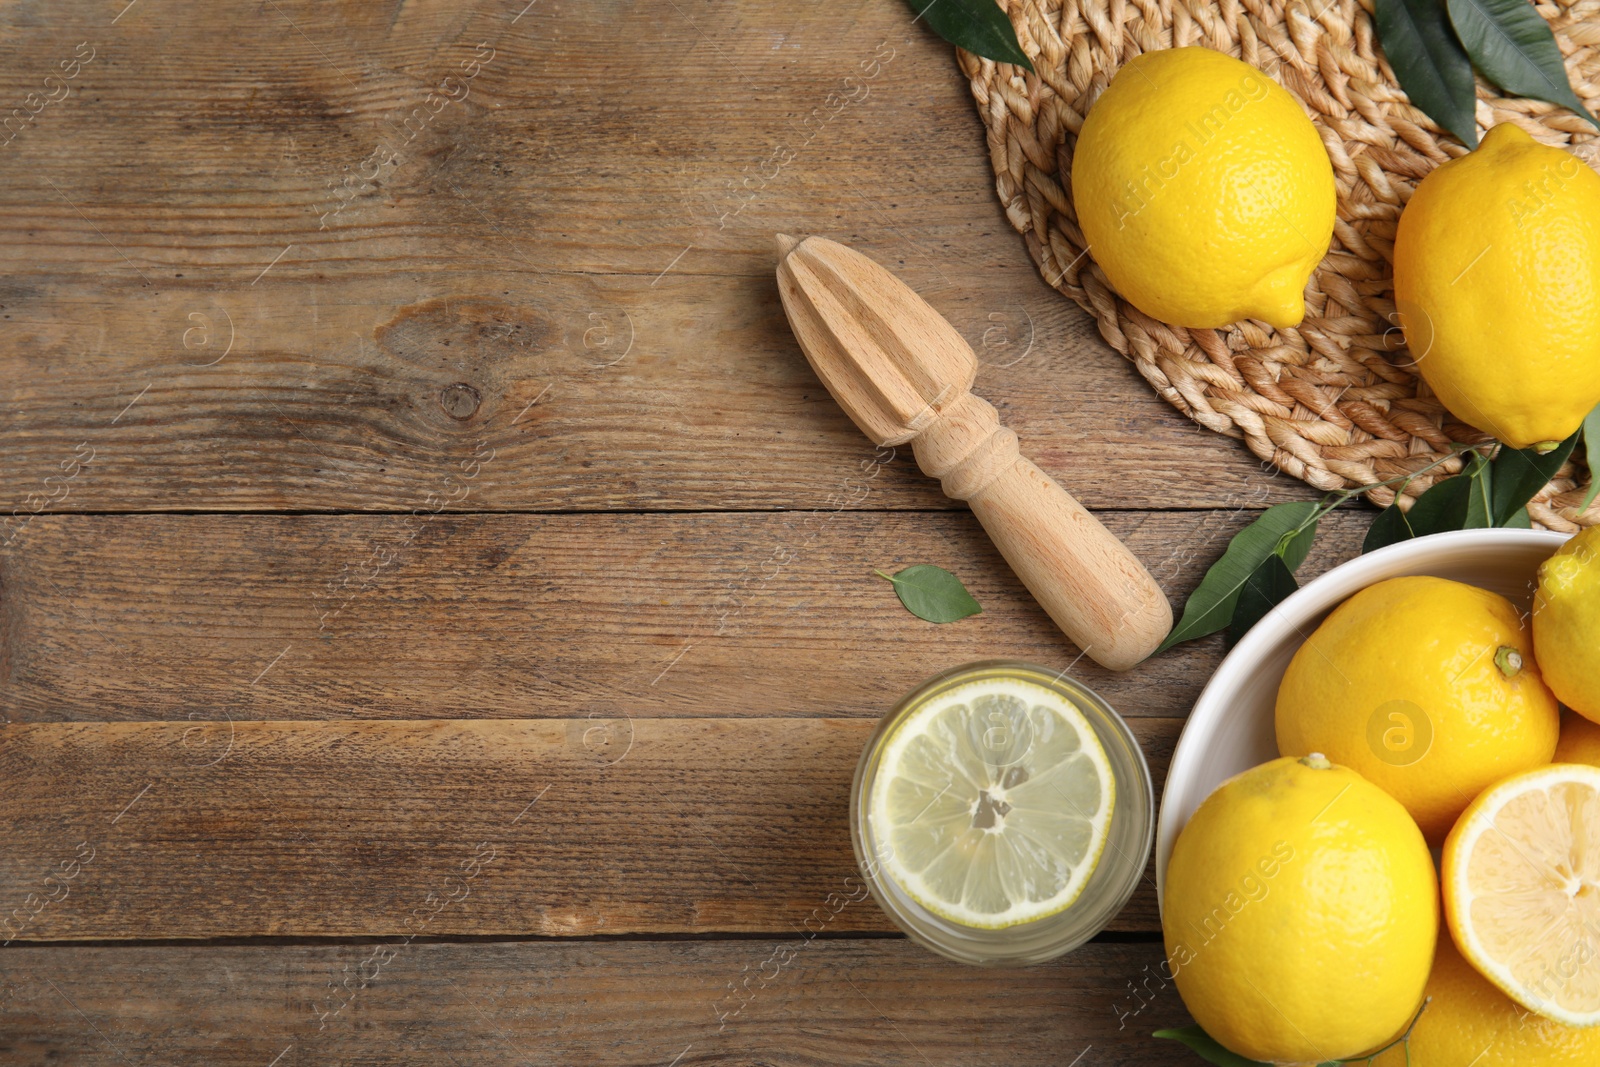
[1071,46,1335,329]
[1393,123,1600,449]
[1555,708,1600,764]
[1163,754,1437,1064]
[1276,575,1559,842]
[1534,527,1600,720]
[1370,935,1600,1066]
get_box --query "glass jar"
[849,660,1154,965]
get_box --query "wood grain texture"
[0,510,1375,723]
[0,716,1178,940]
[0,939,1193,1065]
[0,3,1383,1053]
[0,0,1300,513]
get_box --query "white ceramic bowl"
[1154,528,1571,912]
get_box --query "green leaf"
[1405,464,1475,536]
[1364,497,1417,552]
[874,564,982,623]
[903,0,1034,72]
[1580,402,1600,513]
[1228,554,1299,647]
[1446,0,1600,129]
[1156,501,1321,653]
[1276,512,1320,572]
[1465,450,1494,528]
[1505,506,1533,527]
[1374,0,1480,146]
[1365,452,1494,547]
[1488,432,1578,525]
[1152,1026,1274,1066]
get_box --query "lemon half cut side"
[868,675,1115,930]
[1444,763,1600,1027]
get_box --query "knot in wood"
[439,382,481,420]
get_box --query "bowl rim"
[1153,527,1571,913]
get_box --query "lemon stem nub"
[1533,440,1562,455]
[1300,752,1333,770]
[1495,646,1525,678]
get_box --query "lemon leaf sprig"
[1163,421,1591,656]
[1374,0,1479,146]
[901,0,1033,72]
[1366,430,1581,550]
[1374,0,1599,147]
[1159,445,1502,653]
[1155,501,1322,654]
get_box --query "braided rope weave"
[960,0,1600,529]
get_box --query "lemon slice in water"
[868,675,1115,929]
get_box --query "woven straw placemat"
[960,0,1600,529]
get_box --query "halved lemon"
[1443,763,1600,1027]
[868,675,1114,928]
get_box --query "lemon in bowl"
[1371,934,1600,1065]
[1162,753,1438,1063]
[1274,574,1559,843]
[1535,526,1600,722]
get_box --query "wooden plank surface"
[0,0,1358,1057]
[0,509,1369,723]
[0,940,1193,1065]
[0,0,1302,513]
[0,716,1177,940]
[0,265,1289,514]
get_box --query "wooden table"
[0,1,1375,1062]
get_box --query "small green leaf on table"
[1488,431,1578,525]
[903,0,1034,71]
[1374,0,1479,146]
[1156,500,1321,653]
[874,565,983,623]
[1446,0,1600,129]
[1581,402,1600,513]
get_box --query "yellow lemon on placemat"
[1163,754,1437,1063]
[1535,527,1600,721]
[1276,575,1559,842]
[1442,764,1600,1027]
[1071,46,1335,330]
[1371,934,1600,1066]
[1393,123,1600,449]
[869,675,1114,928]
